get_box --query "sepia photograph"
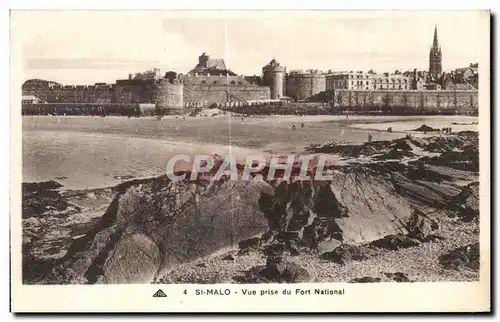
[10,9,491,312]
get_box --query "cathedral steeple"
[432,25,439,49]
[429,25,442,79]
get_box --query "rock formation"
[22,132,480,284]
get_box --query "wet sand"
[22,115,478,190]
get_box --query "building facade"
[325,72,372,90]
[326,72,410,91]
[371,73,411,90]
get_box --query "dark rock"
[439,243,479,270]
[238,237,261,250]
[450,182,479,222]
[321,244,376,265]
[405,163,453,182]
[237,260,311,284]
[392,139,414,152]
[260,260,311,283]
[259,172,415,247]
[421,234,446,242]
[374,149,415,160]
[429,149,479,172]
[277,231,301,242]
[237,237,262,255]
[41,176,269,284]
[405,210,439,241]
[412,124,439,132]
[23,180,63,192]
[349,277,381,283]
[370,234,421,250]
[384,272,410,282]
[261,230,278,244]
[222,254,235,261]
[22,181,79,219]
[196,262,207,268]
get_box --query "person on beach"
[292,125,296,130]
[368,133,373,143]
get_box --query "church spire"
[432,25,439,49]
[429,24,443,78]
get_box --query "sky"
[13,10,488,85]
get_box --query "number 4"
[183,289,187,295]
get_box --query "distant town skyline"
[15,10,486,85]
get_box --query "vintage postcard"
[10,10,490,312]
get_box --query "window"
[201,80,207,84]
[213,81,218,84]
[230,81,236,85]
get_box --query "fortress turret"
[262,58,286,99]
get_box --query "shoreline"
[22,115,478,190]
[22,131,479,284]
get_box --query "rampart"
[183,85,270,105]
[45,85,114,104]
[155,80,184,109]
[114,79,157,104]
[21,103,187,116]
[331,89,478,115]
[22,78,271,108]
[285,73,326,100]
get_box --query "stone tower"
[429,25,442,79]
[262,58,286,99]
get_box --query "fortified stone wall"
[22,86,50,102]
[114,79,157,104]
[263,71,284,99]
[332,89,478,114]
[45,85,114,104]
[183,75,250,86]
[23,78,270,107]
[155,79,184,109]
[21,103,188,116]
[285,74,326,100]
[183,85,270,105]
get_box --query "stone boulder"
[44,175,270,284]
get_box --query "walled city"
[22,27,478,116]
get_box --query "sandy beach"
[22,115,478,190]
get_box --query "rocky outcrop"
[412,124,440,132]
[320,244,376,265]
[449,183,480,222]
[349,277,381,283]
[43,176,269,284]
[234,244,311,284]
[439,242,480,270]
[22,181,79,219]
[22,132,480,284]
